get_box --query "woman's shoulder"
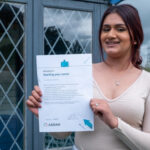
[142,69,150,79]
[141,70,150,87]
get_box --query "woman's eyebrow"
[103,23,126,26]
[115,24,126,27]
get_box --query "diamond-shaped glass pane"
[0,2,25,150]
[54,37,68,54]
[1,99,14,123]
[44,7,92,149]
[0,129,13,149]
[0,66,14,91]
[70,40,83,54]
[8,50,23,76]
[7,114,23,138]
[0,4,14,28]
[45,26,59,47]
[7,81,24,107]
[8,19,23,44]
[0,34,14,59]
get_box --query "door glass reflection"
[44,7,92,55]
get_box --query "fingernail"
[40,91,42,96]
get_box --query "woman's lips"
[105,41,120,47]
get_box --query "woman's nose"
[107,29,116,38]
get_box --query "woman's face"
[100,13,132,59]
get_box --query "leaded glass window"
[0,2,25,150]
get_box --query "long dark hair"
[99,4,144,69]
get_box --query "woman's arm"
[113,93,150,150]
[90,90,150,150]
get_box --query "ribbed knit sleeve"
[113,91,150,150]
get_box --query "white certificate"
[36,54,93,132]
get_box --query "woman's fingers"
[90,100,100,114]
[90,99,118,128]
[31,90,42,102]
[26,99,34,107]
[34,85,42,96]
[28,95,41,107]
[90,99,109,117]
[26,100,39,117]
[90,99,100,108]
[26,86,42,117]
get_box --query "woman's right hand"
[26,85,42,117]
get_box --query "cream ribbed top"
[75,70,150,150]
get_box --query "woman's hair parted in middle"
[99,4,144,69]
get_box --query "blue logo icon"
[84,119,93,129]
[61,60,69,67]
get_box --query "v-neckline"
[93,70,144,102]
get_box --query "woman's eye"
[117,28,126,32]
[102,28,110,32]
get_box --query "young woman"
[26,4,150,150]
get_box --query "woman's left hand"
[90,99,118,129]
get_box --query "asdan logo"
[61,60,69,67]
[43,122,61,127]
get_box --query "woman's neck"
[104,57,134,72]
